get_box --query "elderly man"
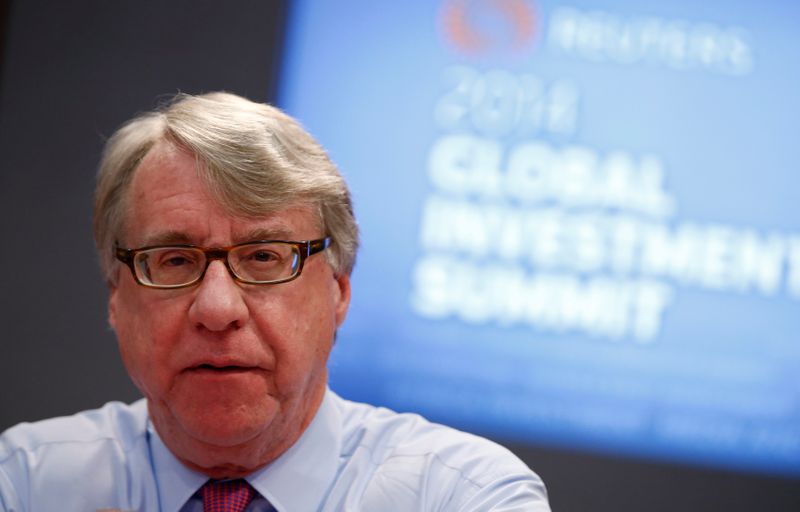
[0,93,550,511]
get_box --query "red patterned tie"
[201,479,257,512]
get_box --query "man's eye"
[250,250,279,263]
[164,256,191,266]
[157,251,198,267]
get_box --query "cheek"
[114,292,187,397]
[250,290,336,394]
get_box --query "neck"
[149,385,326,478]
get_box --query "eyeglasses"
[115,238,331,289]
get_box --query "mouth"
[188,364,257,375]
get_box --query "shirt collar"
[148,421,207,512]
[148,388,342,512]
[247,388,342,511]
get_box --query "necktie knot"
[201,479,257,512]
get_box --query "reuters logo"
[441,0,538,55]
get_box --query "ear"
[108,285,119,331]
[333,273,351,328]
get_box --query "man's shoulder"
[336,395,520,462]
[0,399,149,459]
[327,393,550,510]
[0,400,157,510]
[330,393,549,510]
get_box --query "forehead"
[124,143,320,246]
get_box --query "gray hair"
[93,92,359,284]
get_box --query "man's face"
[108,142,350,474]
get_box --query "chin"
[154,390,279,447]
[190,422,265,447]
[185,403,278,447]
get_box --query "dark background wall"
[0,2,797,511]
[0,0,286,421]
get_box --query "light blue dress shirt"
[0,389,549,511]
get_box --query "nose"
[188,260,249,332]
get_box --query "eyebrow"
[140,231,194,247]
[240,227,295,242]
[137,226,299,248]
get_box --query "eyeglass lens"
[133,243,302,286]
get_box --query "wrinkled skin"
[108,142,350,478]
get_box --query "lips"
[192,364,252,373]
[184,360,260,375]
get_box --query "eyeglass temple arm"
[307,237,331,256]
[115,246,134,264]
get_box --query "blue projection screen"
[278,0,800,477]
